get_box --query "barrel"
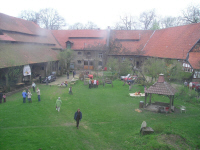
[139,101,144,108]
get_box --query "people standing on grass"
[22,90,27,103]
[46,77,48,85]
[32,82,36,92]
[184,80,188,87]
[89,79,91,89]
[0,92,2,103]
[39,75,42,83]
[36,87,41,102]
[26,87,29,100]
[74,109,82,129]
[69,86,73,95]
[27,90,32,103]
[67,71,69,79]
[189,82,192,90]
[55,97,62,112]
[94,79,96,88]
[3,94,6,103]
[97,80,99,88]
[73,70,75,78]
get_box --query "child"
[65,81,68,87]
[3,94,6,102]
[55,97,62,112]
[27,90,32,103]
[96,80,99,88]
[69,86,73,95]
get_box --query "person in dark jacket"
[74,109,82,129]
[0,92,3,103]
[22,90,27,103]
[39,75,42,83]
[67,71,69,79]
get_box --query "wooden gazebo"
[145,74,176,112]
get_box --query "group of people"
[22,84,40,103]
[55,97,82,129]
[89,79,99,89]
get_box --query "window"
[84,61,88,65]
[78,52,82,55]
[67,43,71,49]
[77,60,81,64]
[99,61,102,66]
[121,57,125,61]
[130,58,133,61]
[99,53,103,58]
[87,52,91,55]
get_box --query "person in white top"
[27,90,32,103]
[189,82,192,90]
[94,79,96,88]
[32,82,36,92]
[36,87,41,102]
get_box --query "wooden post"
[169,96,172,112]
[149,94,152,104]
[172,95,174,106]
[145,93,147,107]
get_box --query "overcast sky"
[0,0,199,29]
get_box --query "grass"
[0,80,200,150]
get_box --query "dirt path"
[48,73,79,86]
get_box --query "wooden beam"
[169,96,172,112]
[145,93,147,107]
[149,94,152,104]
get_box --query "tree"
[114,15,138,30]
[85,21,98,29]
[139,9,156,30]
[69,22,85,30]
[106,57,118,73]
[160,16,184,28]
[19,8,66,30]
[182,5,200,24]
[58,49,74,75]
[39,8,66,30]
[141,57,166,82]
[19,10,40,24]
[150,19,160,30]
[69,21,99,30]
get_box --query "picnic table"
[15,82,25,88]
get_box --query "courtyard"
[0,80,200,149]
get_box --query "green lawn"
[0,80,200,150]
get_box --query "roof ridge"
[141,30,156,51]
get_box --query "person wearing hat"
[55,97,62,112]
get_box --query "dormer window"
[67,43,71,49]
[65,41,73,49]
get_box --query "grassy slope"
[0,80,200,150]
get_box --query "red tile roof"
[143,23,200,59]
[0,34,16,41]
[0,13,45,36]
[51,30,108,50]
[145,74,176,95]
[110,30,154,55]
[0,13,61,49]
[0,43,59,68]
[188,52,200,69]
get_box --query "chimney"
[106,26,111,47]
[157,74,165,83]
